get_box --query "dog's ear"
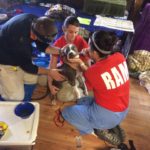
[59,48,64,57]
[59,45,68,62]
[60,45,67,57]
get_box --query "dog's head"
[60,44,79,61]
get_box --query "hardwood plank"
[32,78,150,150]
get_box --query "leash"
[53,103,65,127]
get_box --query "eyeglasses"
[44,32,57,42]
[32,25,57,44]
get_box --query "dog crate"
[0,102,40,150]
[83,0,127,16]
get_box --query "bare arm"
[80,61,88,71]
[48,55,58,90]
[80,48,91,67]
[50,54,58,69]
[45,46,60,55]
[48,54,65,95]
[49,55,65,80]
[37,53,58,75]
[37,67,49,75]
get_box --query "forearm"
[45,46,60,55]
[38,67,49,75]
[48,74,53,87]
[48,69,62,87]
[80,62,88,72]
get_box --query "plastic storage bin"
[0,102,40,150]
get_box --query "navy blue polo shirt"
[0,13,48,74]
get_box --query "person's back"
[0,13,37,66]
[84,52,129,112]
[84,31,129,112]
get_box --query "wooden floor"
[32,77,150,150]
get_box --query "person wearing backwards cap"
[61,30,130,145]
[0,13,59,101]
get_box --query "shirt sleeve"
[18,44,38,74]
[21,63,38,74]
[35,40,49,52]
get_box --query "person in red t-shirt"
[48,16,90,96]
[61,30,130,144]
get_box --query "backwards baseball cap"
[31,16,58,44]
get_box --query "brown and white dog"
[50,44,88,104]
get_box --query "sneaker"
[94,126,125,146]
[109,125,126,143]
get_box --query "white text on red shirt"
[101,61,129,90]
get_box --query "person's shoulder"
[114,52,125,59]
[56,35,65,41]
[110,52,126,63]
[11,13,37,23]
[23,13,37,19]
[76,35,85,40]
[54,35,65,45]
[75,35,88,44]
[75,35,88,48]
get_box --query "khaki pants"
[0,65,38,101]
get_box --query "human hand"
[49,69,65,81]
[80,48,90,56]
[49,85,60,95]
[68,57,83,65]
[68,58,88,71]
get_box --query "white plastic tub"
[0,102,40,150]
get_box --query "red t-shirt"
[53,35,89,62]
[84,52,130,112]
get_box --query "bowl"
[14,102,35,119]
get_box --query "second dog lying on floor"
[49,44,88,104]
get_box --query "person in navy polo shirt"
[0,13,59,101]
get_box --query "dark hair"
[89,30,117,57]
[31,16,57,43]
[63,16,80,28]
